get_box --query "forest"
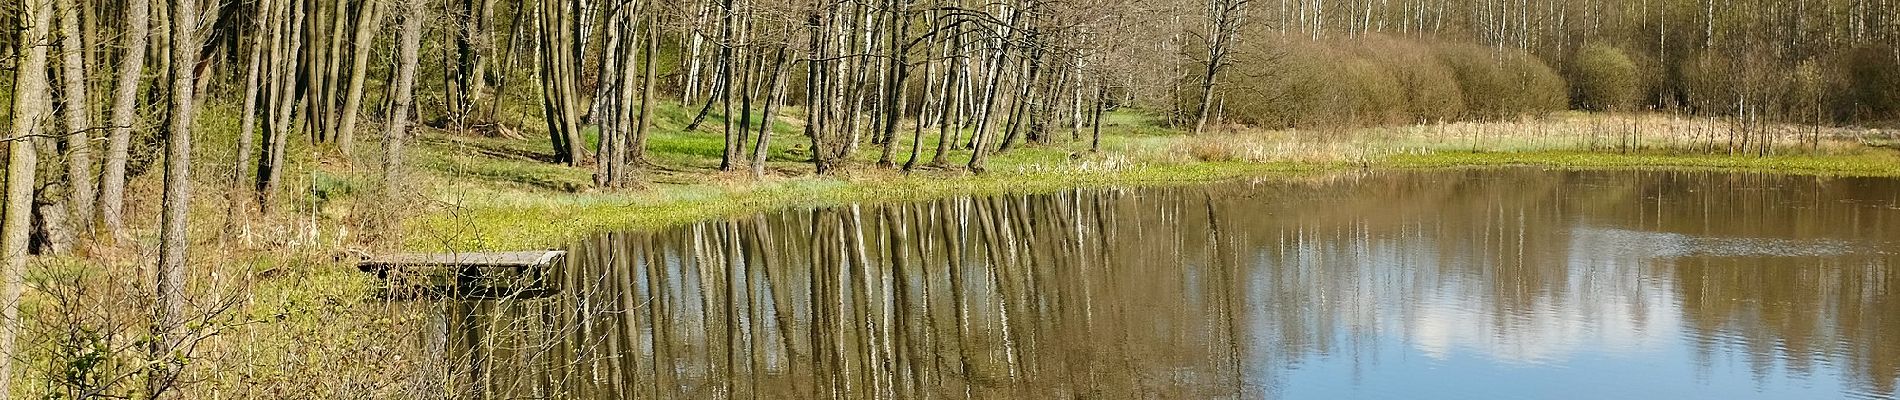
[0,0,1898,396]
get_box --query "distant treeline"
[1188,0,1900,128]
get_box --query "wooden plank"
[358,250,566,272]
[355,250,567,299]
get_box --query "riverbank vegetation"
[3,0,1899,397]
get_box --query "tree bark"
[752,46,790,179]
[2,1,55,396]
[152,0,201,393]
[56,0,96,242]
[385,0,424,222]
[228,0,272,237]
[100,0,151,240]
[259,0,306,213]
[337,0,386,159]
[630,8,659,165]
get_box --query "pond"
[417,168,1900,399]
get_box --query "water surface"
[421,168,1900,399]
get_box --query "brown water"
[420,168,1900,399]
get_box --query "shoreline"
[410,149,1900,251]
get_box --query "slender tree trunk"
[260,0,305,213]
[56,0,96,242]
[968,1,1023,173]
[1091,85,1106,152]
[903,26,937,171]
[752,46,790,179]
[717,0,739,171]
[337,0,386,159]
[595,5,627,188]
[2,1,55,396]
[101,0,152,240]
[631,8,658,165]
[876,0,909,169]
[228,0,273,237]
[805,11,833,174]
[385,0,424,224]
[535,0,583,165]
[927,31,959,168]
[152,0,202,393]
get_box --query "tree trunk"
[968,1,1023,173]
[100,0,152,240]
[56,0,95,242]
[534,0,584,166]
[2,1,55,396]
[1091,85,1106,152]
[385,0,424,226]
[927,30,959,168]
[630,8,658,166]
[752,46,790,179]
[717,0,738,171]
[594,5,627,188]
[903,25,938,171]
[875,0,909,170]
[152,0,201,393]
[259,0,306,213]
[228,0,273,237]
[337,0,386,159]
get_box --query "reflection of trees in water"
[422,168,1900,399]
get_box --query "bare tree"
[1192,0,1248,135]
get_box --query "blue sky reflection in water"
[438,168,1900,399]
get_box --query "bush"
[1213,35,1563,129]
[1569,43,1641,111]
[1361,37,1466,123]
[1437,43,1568,119]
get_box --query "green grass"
[386,106,1900,251]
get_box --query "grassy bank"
[390,108,1900,251]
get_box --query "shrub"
[1504,51,1569,115]
[1214,35,1567,128]
[1568,43,1641,111]
[1437,43,1568,119]
[1368,40,1467,123]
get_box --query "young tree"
[151,0,202,394]
[631,7,660,166]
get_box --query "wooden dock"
[357,250,566,299]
